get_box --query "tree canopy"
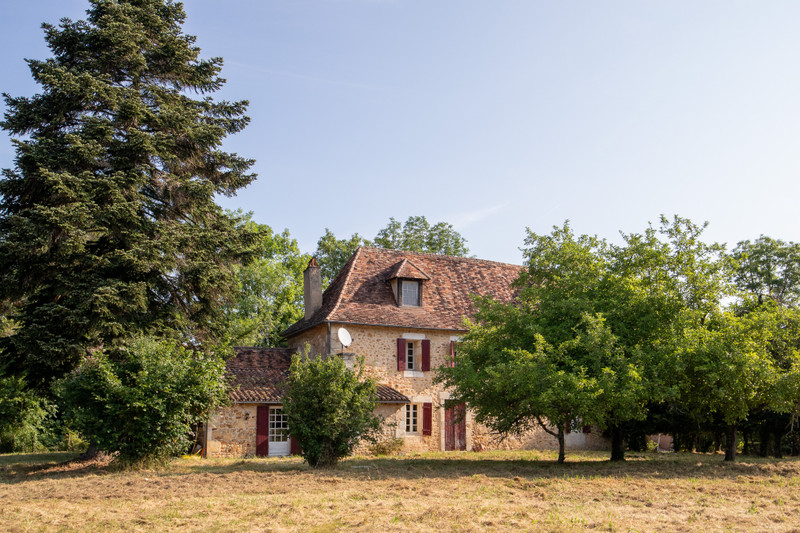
[220,214,308,347]
[315,215,469,285]
[0,0,257,392]
[438,217,748,462]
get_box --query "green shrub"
[283,350,382,467]
[57,337,227,466]
[0,373,53,453]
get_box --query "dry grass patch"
[2,450,800,532]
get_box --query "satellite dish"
[337,327,352,349]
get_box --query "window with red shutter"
[421,340,430,371]
[422,402,432,436]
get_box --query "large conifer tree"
[0,0,256,391]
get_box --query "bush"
[369,437,404,456]
[0,374,52,453]
[283,350,382,467]
[57,337,228,466]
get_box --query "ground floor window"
[405,404,418,433]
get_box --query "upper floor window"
[406,341,416,370]
[401,279,420,306]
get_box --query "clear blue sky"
[3,1,799,264]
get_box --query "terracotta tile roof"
[375,384,410,403]
[226,347,409,404]
[282,247,522,337]
[227,347,292,403]
[387,259,430,281]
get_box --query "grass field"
[2,450,800,532]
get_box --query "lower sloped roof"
[226,347,409,404]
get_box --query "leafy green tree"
[315,216,469,286]
[57,336,227,465]
[0,0,257,392]
[438,299,601,463]
[727,238,800,456]
[283,350,381,467]
[440,217,727,462]
[676,310,779,461]
[374,216,469,256]
[731,237,800,308]
[222,214,308,347]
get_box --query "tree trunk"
[724,424,737,462]
[77,443,104,461]
[610,425,625,462]
[557,428,565,464]
[742,431,750,456]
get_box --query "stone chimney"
[303,257,322,319]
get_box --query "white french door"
[268,407,290,456]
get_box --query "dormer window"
[387,259,430,307]
[401,279,420,307]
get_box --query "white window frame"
[406,340,416,371]
[405,404,419,434]
[401,279,420,306]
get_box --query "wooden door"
[444,402,467,451]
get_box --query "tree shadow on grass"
[2,450,799,485]
[318,451,800,484]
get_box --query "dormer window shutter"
[421,340,430,371]
[397,338,407,371]
[422,402,432,436]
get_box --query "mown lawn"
[2,449,800,532]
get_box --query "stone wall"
[205,403,259,458]
[207,323,612,458]
[472,422,609,452]
[287,324,328,358]
[291,323,462,453]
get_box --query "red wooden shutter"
[256,406,269,457]
[422,402,432,436]
[449,340,455,368]
[397,338,406,371]
[421,340,430,371]
[290,436,302,455]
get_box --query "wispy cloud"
[228,62,386,91]
[449,203,509,231]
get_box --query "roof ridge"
[359,245,522,269]
[328,245,363,321]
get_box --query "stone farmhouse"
[203,247,608,458]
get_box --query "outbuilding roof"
[226,347,409,404]
[282,247,522,337]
